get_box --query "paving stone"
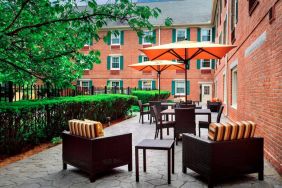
[0,113,281,188]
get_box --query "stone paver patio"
[0,112,281,188]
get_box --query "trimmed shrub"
[0,94,136,155]
[131,90,170,104]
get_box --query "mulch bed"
[0,115,135,168]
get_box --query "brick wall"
[214,0,282,174]
[81,27,214,101]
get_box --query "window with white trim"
[111,32,120,45]
[223,74,227,104]
[201,59,211,69]
[176,29,186,42]
[143,31,153,44]
[175,80,185,95]
[111,56,120,70]
[142,56,149,62]
[111,81,120,88]
[78,80,91,90]
[231,67,238,108]
[142,80,152,90]
[201,28,212,42]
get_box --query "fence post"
[104,86,107,94]
[46,82,51,98]
[121,87,124,94]
[127,87,130,95]
[114,86,117,94]
[91,86,94,95]
[8,81,13,102]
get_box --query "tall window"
[249,0,259,15]
[223,16,227,44]
[176,29,186,42]
[175,80,185,95]
[201,59,211,69]
[111,56,120,70]
[231,0,238,43]
[214,80,218,98]
[111,32,120,45]
[81,81,90,89]
[142,80,152,90]
[231,67,238,107]
[143,31,153,44]
[201,28,212,42]
[223,74,227,103]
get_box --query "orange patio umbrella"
[128,60,185,97]
[140,40,236,102]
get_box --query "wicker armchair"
[62,131,132,182]
[182,134,264,188]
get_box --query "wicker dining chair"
[198,105,224,137]
[174,108,196,145]
[152,105,175,139]
[138,100,150,124]
[149,101,161,124]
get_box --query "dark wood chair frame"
[62,131,132,182]
[182,134,264,188]
[174,108,196,145]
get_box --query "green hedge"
[0,94,136,155]
[131,90,170,104]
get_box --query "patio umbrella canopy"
[140,40,236,102]
[128,60,185,98]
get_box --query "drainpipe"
[158,26,161,45]
[226,0,229,117]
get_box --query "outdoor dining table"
[161,108,212,123]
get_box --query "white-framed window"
[231,67,238,108]
[142,56,149,62]
[111,81,120,88]
[111,32,120,45]
[176,29,186,42]
[143,31,153,44]
[175,80,185,95]
[223,73,227,104]
[201,28,212,42]
[201,59,211,69]
[78,79,92,90]
[111,56,120,70]
[142,80,152,90]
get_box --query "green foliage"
[130,105,140,112]
[131,90,170,104]
[0,0,172,86]
[51,137,62,145]
[0,94,137,155]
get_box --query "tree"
[0,0,172,87]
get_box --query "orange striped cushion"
[68,120,96,139]
[242,121,252,138]
[208,123,218,141]
[248,121,256,137]
[222,122,232,141]
[216,123,225,141]
[236,121,246,139]
[228,121,239,140]
[84,119,104,137]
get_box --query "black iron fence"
[0,82,151,102]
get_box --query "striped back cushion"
[208,123,219,141]
[84,119,104,137]
[216,123,225,141]
[68,120,96,139]
[222,122,232,141]
[236,121,246,139]
[228,121,239,140]
[248,121,256,137]
[242,121,252,138]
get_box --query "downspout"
[226,0,229,117]
[158,26,161,91]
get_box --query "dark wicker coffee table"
[135,139,175,184]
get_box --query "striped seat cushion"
[84,119,104,137]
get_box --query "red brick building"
[213,0,281,174]
[79,0,216,104]
[80,0,282,173]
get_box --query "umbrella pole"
[184,60,188,103]
[158,71,161,101]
